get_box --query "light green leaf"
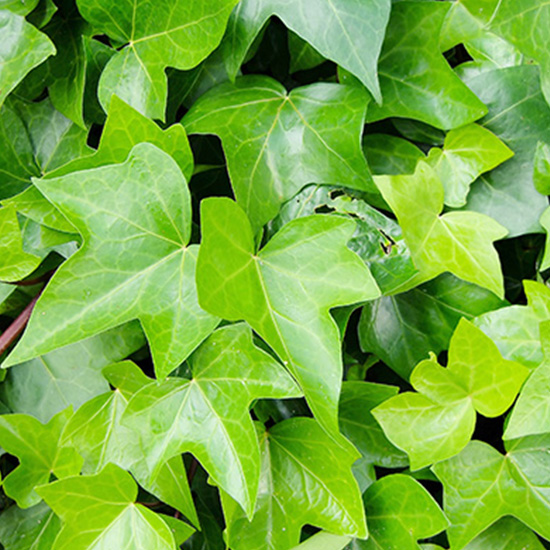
[534,141,550,195]
[60,360,199,527]
[184,76,378,233]
[373,318,528,469]
[348,475,448,549]
[0,205,41,282]
[359,273,506,379]
[0,0,40,16]
[197,197,379,437]
[74,0,240,119]
[221,418,367,550]
[426,123,513,208]
[463,517,545,550]
[0,408,82,508]
[0,322,144,423]
[367,1,487,130]
[433,435,550,549]
[291,532,350,550]
[362,134,425,176]
[123,324,301,518]
[37,463,183,550]
[0,11,55,107]
[0,502,60,550]
[375,161,508,297]
[220,0,391,102]
[541,207,550,271]
[5,144,219,379]
[461,65,550,237]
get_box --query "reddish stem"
[187,457,199,485]
[10,270,55,286]
[0,292,41,357]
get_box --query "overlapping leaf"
[184,76,378,232]
[5,144,219,379]
[375,161,507,297]
[123,323,301,517]
[373,319,528,469]
[221,418,367,550]
[434,435,550,549]
[463,517,545,550]
[197,197,379,437]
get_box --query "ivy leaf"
[6,95,192,233]
[0,205,40,282]
[221,418,367,550]
[0,322,144,422]
[363,134,424,176]
[184,76,378,232]
[359,273,506,379]
[288,32,325,74]
[197,197,379,437]
[74,0,239,119]
[375,161,508,297]
[433,435,550,549]
[541,207,550,271]
[348,475,448,549]
[0,408,82,508]
[291,532,350,550]
[373,318,528,470]
[60,360,199,527]
[426,124,513,208]
[534,141,550,195]
[460,65,550,237]
[36,463,190,550]
[5,144,219,379]
[0,502,60,550]
[463,517,545,550]
[0,11,55,107]
[220,0,391,102]
[123,323,302,517]
[366,1,487,130]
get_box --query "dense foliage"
[0,0,549,548]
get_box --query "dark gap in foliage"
[443,43,474,68]
[86,123,103,149]
[437,349,448,367]
[92,34,112,47]
[364,119,401,137]
[473,414,506,454]
[366,362,413,392]
[127,344,155,379]
[289,60,337,88]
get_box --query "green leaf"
[36,463,184,550]
[221,418,367,550]
[291,532,350,550]
[0,502,60,550]
[374,161,508,297]
[359,273,506,379]
[184,76,378,232]
[349,475,448,549]
[220,0,391,102]
[288,32,325,74]
[0,11,55,107]
[362,134,424,176]
[74,0,240,119]
[426,123,513,208]
[433,435,550,549]
[0,205,40,282]
[367,1,488,130]
[5,144,219,379]
[541,207,550,271]
[197,197,379,437]
[0,407,82,508]
[460,65,550,237]
[60,360,199,527]
[534,141,550,195]
[373,318,528,469]
[463,517,545,550]
[0,322,144,423]
[1,0,40,16]
[123,323,302,517]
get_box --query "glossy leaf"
[37,463,188,550]
[184,76,377,232]
[74,0,240,119]
[221,418,367,550]
[541,207,550,271]
[359,273,506,379]
[375,161,508,297]
[0,408,82,508]
[197,197,379,437]
[373,318,528,469]
[463,517,545,550]
[0,322,144,423]
[426,124,513,208]
[5,144,219,379]
[534,141,550,195]
[0,11,55,107]
[433,435,550,549]
[220,0,391,102]
[0,205,40,282]
[363,134,424,176]
[367,1,487,130]
[123,323,301,517]
[349,475,448,549]
[461,65,550,237]
[288,32,325,74]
